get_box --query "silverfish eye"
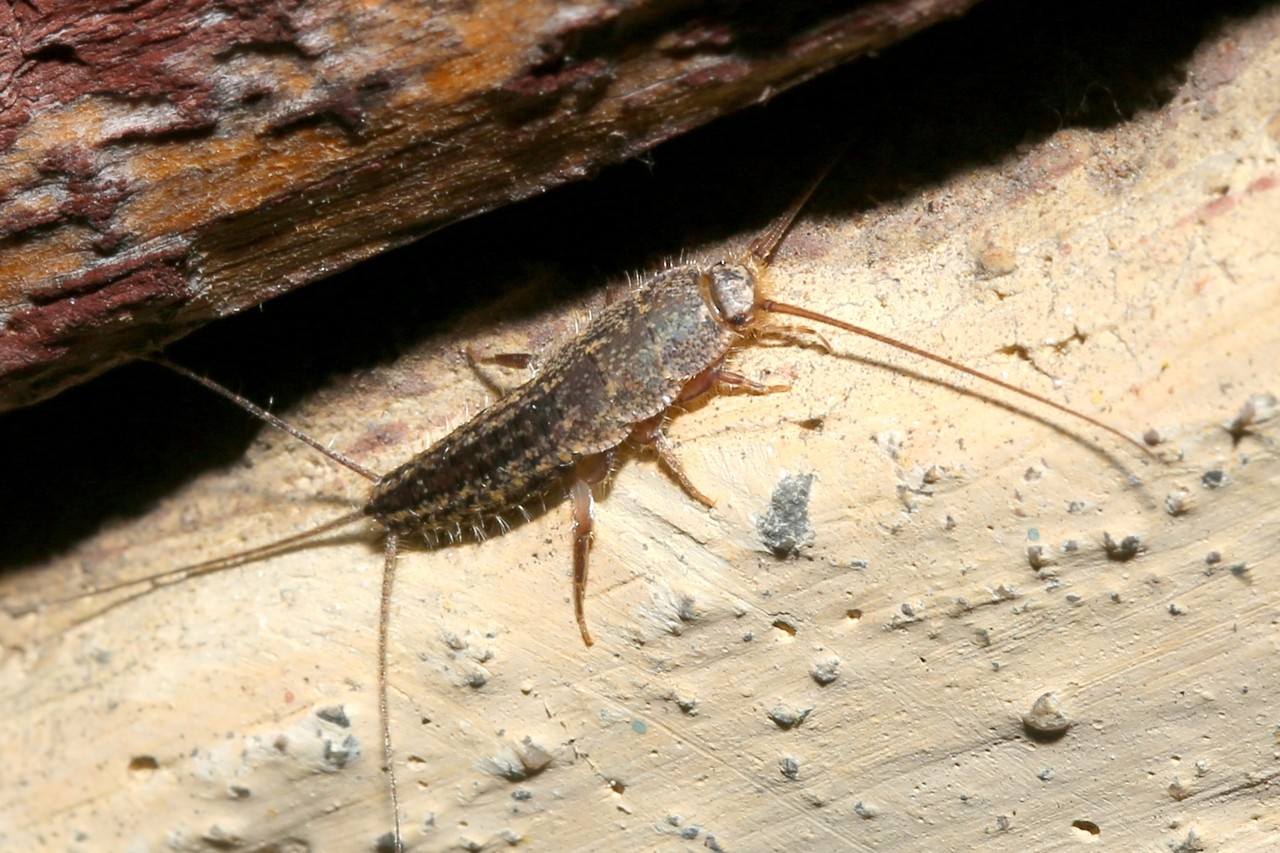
[707,264,757,326]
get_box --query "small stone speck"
[1027,545,1052,570]
[1022,692,1071,737]
[316,706,350,727]
[1171,828,1206,853]
[977,245,1018,276]
[1201,469,1226,489]
[1165,489,1192,515]
[322,734,360,769]
[767,704,813,729]
[810,657,841,685]
[758,473,816,557]
[1102,532,1143,561]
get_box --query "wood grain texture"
[3,2,1278,851]
[0,0,981,411]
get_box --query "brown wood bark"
[0,0,981,411]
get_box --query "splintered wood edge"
[0,0,980,410]
[2,8,1279,853]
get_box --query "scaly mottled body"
[368,263,755,538]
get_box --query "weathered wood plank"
[0,0,980,410]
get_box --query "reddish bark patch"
[0,245,194,392]
[0,144,135,250]
[0,1,310,150]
